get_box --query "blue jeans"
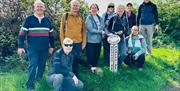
[47,74,64,91]
[118,35,127,63]
[47,74,84,91]
[26,48,48,89]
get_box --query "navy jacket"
[48,49,74,77]
[128,12,136,28]
[108,14,129,37]
[137,1,159,25]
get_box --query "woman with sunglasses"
[102,3,115,64]
[86,3,105,67]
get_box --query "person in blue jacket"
[124,26,147,71]
[86,3,105,67]
[137,0,159,56]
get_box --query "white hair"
[70,0,80,6]
[117,4,125,10]
[131,26,139,31]
[63,37,73,44]
[34,0,45,7]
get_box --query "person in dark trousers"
[86,3,105,67]
[17,0,54,90]
[101,3,115,64]
[124,26,147,71]
[60,0,86,78]
[137,0,159,56]
[108,4,129,64]
[126,3,136,29]
[47,38,84,91]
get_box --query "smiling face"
[34,2,45,16]
[116,5,125,16]
[127,5,132,12]
[62,38,73,54]
[131,26,139,36]
[71,0,80,14]
[90,4,99,15]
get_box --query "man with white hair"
[60,0,86,78]
[47,38,84,91]
[18,0,54,90]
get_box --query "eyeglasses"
[108,6,114,8]
[64,44,73,47]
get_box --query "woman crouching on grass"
[124,26,147,71]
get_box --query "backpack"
[63,12,69,32]
[104,13,108,22]
[63,12,84,32]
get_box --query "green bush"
[0,52,28,72]
[155,0,180,47]
[0,27,17,58]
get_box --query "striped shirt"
[18,15,54,50]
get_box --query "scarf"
[128,35,143,48]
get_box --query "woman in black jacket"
[108,4,129,64]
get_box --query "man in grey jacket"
[47,38,83,91]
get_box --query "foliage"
[0,0,89,69]
[0,48,180,91]
[0,27,17,58]
[154,0,180,46]
[0,52,28,72]
[132,0,180,48]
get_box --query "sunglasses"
[108,6,114,8]
[64,44,73,47]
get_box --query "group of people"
[17,0,159,91]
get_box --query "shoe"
[138,68,143,72]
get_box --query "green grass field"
[0,48,180,91]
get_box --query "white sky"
[84,0,144,15]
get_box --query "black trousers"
[102,36,110,63]
[124,53,145,68]
[72,43,82,78]
[86,43,101,67]
[72,43,91,78]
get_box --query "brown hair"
[90,3,99,11]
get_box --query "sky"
[84,0,144,15]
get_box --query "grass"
[0,48,180,91]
